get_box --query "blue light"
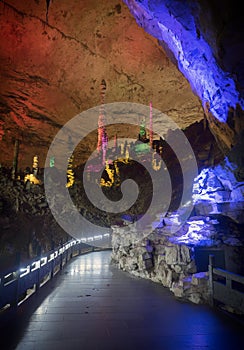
[124,0,243,122]
[193,157,244,204]
[169,219,214,246]
[168,157,244,246]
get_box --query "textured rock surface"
[111,223,211,304]
[0,0,243,310]
[0,0,204,167]
[111,157,244,306]
[193,158,244,223]
[111,210,244,305]
[123,0,244,153]
[0,169,70,268]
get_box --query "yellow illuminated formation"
[100,160,120,187]
[100,161,114,187]
[114,160,120,187]
[24,154,41,184]
[152,151,162,171]
[33,155,38,176]
[125,146,130,163]
[66,155,75,188]
[24,173,41,185]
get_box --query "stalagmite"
[11,139,19,180]
[66,155,75,188]
[149,101,153,149]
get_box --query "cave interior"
[0,0,243,309]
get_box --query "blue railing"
[0,233,111,311]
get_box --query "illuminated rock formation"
[66,155,75,188]
[0,0,204,167]
[123,0,244,154]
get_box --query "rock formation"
[0,1,243,312]
[0,0,204,167]
[123,0,244,155]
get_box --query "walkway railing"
[209,255,244,314]
[0,234,111,311]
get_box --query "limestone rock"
[0,0,204,167]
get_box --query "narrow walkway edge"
[1,251,243,350]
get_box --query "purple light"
[169,219,214,246]
[193,157,244,204]
[123,0,243,122]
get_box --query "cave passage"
[1,250,244,350]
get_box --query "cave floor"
[0,250,243,350]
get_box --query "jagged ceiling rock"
[123,0,244,154]
[0,0,205,168]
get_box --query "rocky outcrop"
[111,206,244,305]
[0,169,70,267]
[111,222,210,304]
[193,158,244,223]
[111,156,244,305]
[0,170,47,216]
[0,0,243,311]
[123,0,244,154]
[0,167,111,267]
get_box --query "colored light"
[123,0,243,122]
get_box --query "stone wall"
[111,224,210,305]
[111,157,244,306]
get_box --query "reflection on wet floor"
[69,252,111,276]
[1,251,243,350]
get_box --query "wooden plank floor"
[1,250,243,350]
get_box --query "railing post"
[13,252,21,309]
[60,243,63,271]
[65,245,68,264]
[226,276,232,289]
[0,276,3,307]
[50,240,55,279]
[36,246,41,291]
[70,244,73,259]
[208,254,214,307]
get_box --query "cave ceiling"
[0,0,243,169]
[0,0,205,168]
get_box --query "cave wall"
[123,0,244,153]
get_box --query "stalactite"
[46,0,51,23]
[114,134,118,150]
[97,80,107,152]
[97,79,108,165]
[32,155,39,176]
[114,160,120,187]
[125,145,130,163]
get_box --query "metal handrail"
[0,234,111,311]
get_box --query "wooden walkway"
[0,250,243,350]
